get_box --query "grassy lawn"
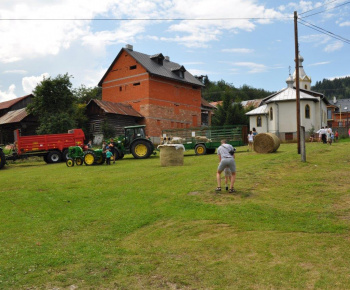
[1,140,350,289]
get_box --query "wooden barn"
[0,94,38,144]
[86,99,144,144]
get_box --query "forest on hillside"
[199,76,274,102]
[312,76,350,100]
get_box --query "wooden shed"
[86,99,144,144]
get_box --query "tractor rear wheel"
[84,152,95,166]
[76,157,83,166]
[131,140,152,159]
[0,150,5,170]
[115,149,124,160]
[47,151,62,163]
[66,158,75,167]
[194,144,207,155]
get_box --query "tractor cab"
[124,125,146,148]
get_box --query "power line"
[300,1,350,18]
[299,0,341,16]
[0,16,293,21]
[298,18,350,44]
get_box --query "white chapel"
[246,54,329,141]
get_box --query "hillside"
[200,76,274,102]
[312,76,350,100]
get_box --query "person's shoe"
[225,186,228,191]
[229,188,236,193]
[215,187,221,192]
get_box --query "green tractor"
[113,125,155,160]
[66,146,105,167]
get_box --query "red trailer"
[6,129,85,164]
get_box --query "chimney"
[165,56,170,61]
[333,96,337,104]
[125,44,133,51]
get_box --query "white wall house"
[246,55,329,141]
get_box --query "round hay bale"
[253,133,280,153]
[158,145,184,166]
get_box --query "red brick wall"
[101,50,202,137]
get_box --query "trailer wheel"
[206,148,216,154]
[0,150,5,170]
[131,140,152,159]
[62,149,69,161]
[75,157,83,166]
[94,154,105,165]
[47,151,62,163]
[66,158,75,167]
[195,144,207,155]
[84,152,95,166]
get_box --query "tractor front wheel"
[0,150,5,170]
[66,158,75,167]
[76,157,83,166]
[131,140,152,159]
[194,144,207,155]
[84,152,95,166]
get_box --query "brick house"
[327,97,350,136]
[98,45,205,138]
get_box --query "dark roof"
[0,108,28,124]
[0,94,32,110]
[329,98,350,112]
[87,99,144,118]
[98,47,204,87]
[201,98,216,110]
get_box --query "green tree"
[27,73,77,134]
[74,85,102,104]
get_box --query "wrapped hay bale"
[253,133,280,153]
[158,144,185,166]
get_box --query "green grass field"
[1,141,350,289]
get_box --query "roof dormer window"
[150,53,165,65]
[171,65,186,79]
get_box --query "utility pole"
[294,11,301,154]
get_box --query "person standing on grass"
[252,127,258,138]
[224,167,232,191]
[109,138,117,164]
[335,130,339,142]
[105,149,113,165]
[247,131,254,152]
[216,140,236,193]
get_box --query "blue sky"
[1,0,349,102]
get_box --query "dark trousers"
[106,158,111,165]
[322,134,327,144]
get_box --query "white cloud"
[222,48,254,53]
[324,41,343,52]
[0,84,17,102]
[339,21,350,27]
[308,61,330,66]
[233,62,268,73]
[22,73,50,94]
[0,0,285,58]
[4,70,27,74]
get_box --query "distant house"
[327,97,350,135]
[86,99,143,144]
[98,44,205,139]
[0,94,37,144]
[246,72,329,141]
